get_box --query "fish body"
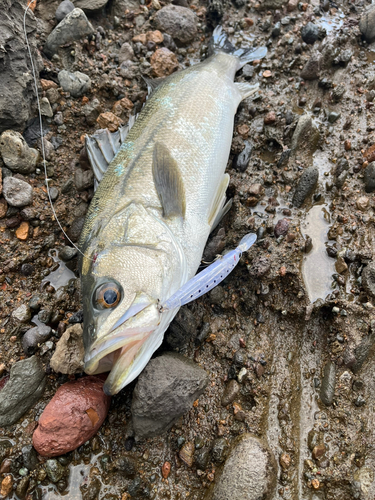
[80,28,266,395]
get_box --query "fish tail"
[209,25,267,69]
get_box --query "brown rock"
[96,112,124,132]
[248,183,264,197]
[312,443,326,460]
[112,97,134,117]
[264,111,276,124]
[0,459,11,474]
[335,256,348,274]
[147,30,164,44]
[162,461,171,478]
[263,70,272,78]
[287,0,298,10]
[50,324,84,374]
[151,48,178,77]
[132,33,147,44]
[15,221,30,241]
[0,475,13,498]
[356,196,369,211]
[237,124,249,138]
[33,376,111,457]
[0,198,6,219]
[40,79,58,91]
[279,452,291,470]
[179,441,194,467]
[363,143,375,163]
[274,218,289,237]
[344,139,351,151]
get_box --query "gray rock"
[49,186,59,201]
[360,4,375,44]
[74,168,94,191]
[22,325,52,356]
[320,361,336,406]
[45,459,65,483]
[301,22,321,44]
[119,60,139,79]
[54,111,64,126]
[40,97,53,118]
[300,52,322,80]
[259,0,287,9]
[108,0,139,19]
[56,0,75,21]
[362,262,375,299]
[0,0,39,133]
[66,216,85,242]
[291,114,320,154]
[58,70,91,97]
[0,130,38,174]
[221,379,240,406]
[211,438,229,464]
[154,5,197,44]
[3,176,33,207]
[59,246,78,261]
[165,307,197,349]
[364,162,375,193]
[272,22,281,37]
[233,140,253,172]
[119,42,135,63]
[12,304,32,323]
[0,356,46,426]
[209,434,276,500]
[44,8,94,58]
[131,352,209,438]
[74,0,109,12]
[292,166,319,207]
[50,324,84,374]
[82,98,102,125]
[22,445,38,471]
[352,331,375,374]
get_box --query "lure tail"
[209,25,267,69]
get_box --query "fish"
[79,26,267,395]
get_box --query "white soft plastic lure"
[79,27,266,395]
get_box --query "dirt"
[0,0,375,498]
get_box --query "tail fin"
[209,25,267,69]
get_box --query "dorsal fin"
[152,142,186,218]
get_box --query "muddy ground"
[0,0,375,497]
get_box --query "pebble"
[195,446,210,469]
[211,438,228,464]
[59,246,78,261]
[112,455,137,478]
[274,218,289,237]
[154,5,197,44]
[16,476,29,499]
[151,48,179,77]
[22,325,52,356]
[131,352,209,438]
[221,379,240,406]
[74,168,94,191]
[272,22,281,37]
[356,196,369,211]
[22,445,38,471]
[335,256,348,274]
[44,8,94,57]
[327,111,340,123]
[45,459,65,483]
[0,356,46,427]
[3,177,33,207]
[301,52,321,80]
[264,111,276,124]
[0,198,7,219]
[74,0,109,12]
[96,112,123,132]
[292,166,319,207]
[210,434,276,500]
[33,376,111,457]
[49,186,59,201]
[165,306,197,349]
[279,452,291,470]
[40,97,53,118]
[301,22,321,44]
[119,42,134,63]
[15,221,30,241]
[362,262,375,299]
[359,4,375,44]
[55,0,75,21]
[0,476,13,498]
[162,461,171,479]
[82,98,103,126]
[58,70,91,98]
[50,324,84,374]
[0,130,38,174]
[312,443,326,460]
[320,361,336,406]
[364,162,375,192]
[291,114,319,153]
[12,304,31,323]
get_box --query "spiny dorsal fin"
[152,142,186,218]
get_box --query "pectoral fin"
[152,142,186,218]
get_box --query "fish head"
[80,203,185,395]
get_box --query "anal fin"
[152,142,186,218]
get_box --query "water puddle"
[301,204,335,303]
[319,11,344,34]
[42,464,89,499]
[42,249,76,290]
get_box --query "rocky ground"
[0,0,375,497]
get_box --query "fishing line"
[23,1,92,261]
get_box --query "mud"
[0,0,375,498]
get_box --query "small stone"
[165,306,197,349]
[233,141,252,172]
[119,61,139,79]
[311,478,320,490]
[356,196,369,211]
[58,70,91,98]
[55,0,75,21]
[335,256,348,274]
[112,97,134,118]
[362,262,375,299]
[211,438,228,464]
[179,442,194,467]
[363,144,375,163]
[320,361,336,406]
[74,168,94,191]
[264,111,276,124]
[274,218,289,237]
[12,304,32,323]
[301,52,321,80]
[292,166,319,207]
[147,30,164,44]
[0,130,38,174]
[0,476,13,498]
[74,0,108,12]
[40,97,53,118]
[22,445,38,471]
[82,98,102,126]
[16,476,29,499]
[328,111,340,123]
[15,221,30,241]
[0,356,46,427]
[195,446,210,470]
[344,139,351,151]
[49,186,59,201]
[50,324,84,374]
[59,246,78,261]
[3,177,33,207]
[291,114,320,154]
[162,461,171,478]
[151,48,179,77]
[154,5,197,44]
[359,4,375,44]
[312,443,326,460]
[45,459,65,483]
[44,8,94,58]
[96,112,123,132]
[33,376,111,457]
[221,379,240,406]
[119,42,134,63]
[22,325,52,356]
[364,162,375,192]
[279,452,291,470]
[0,198,7,219]
[301,22,320,44]
[263,70,272,78]
[112,455,137,478]
[21,263,34,275]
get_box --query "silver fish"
[79,27,266,395]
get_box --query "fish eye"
[94,283,121,310]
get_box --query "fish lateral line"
[159,233,257,311]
